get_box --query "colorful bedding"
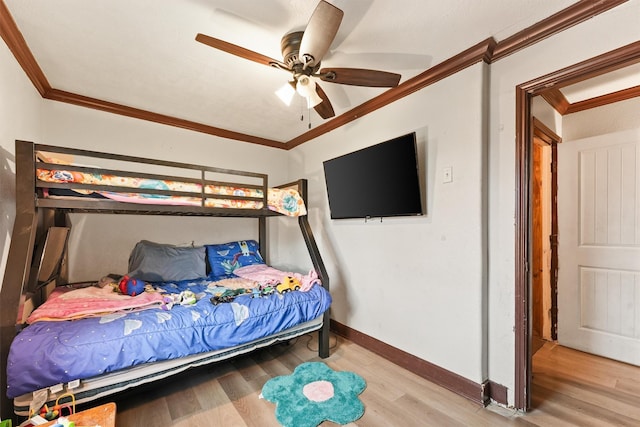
[36,168,307,217]
[234,264,321,292]
[6,276,331,399]
[26,285,167,323]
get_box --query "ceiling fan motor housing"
[281,31,320,75]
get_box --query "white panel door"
[557,129,640,366]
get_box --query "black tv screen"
[323,132,423,219]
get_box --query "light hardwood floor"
[104,334,640,426]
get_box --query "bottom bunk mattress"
[11,319,323,416]
[6,276,331,403]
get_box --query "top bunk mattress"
[30,144,307,217]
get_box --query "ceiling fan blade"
[318,68,401,87]
[195,33,289,70]
[313,83,335,119]
[299,1,344,67]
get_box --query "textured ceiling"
[5,0,598,143]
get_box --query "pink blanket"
[27,285,166,324]
[233,265,320,292]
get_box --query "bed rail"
[31,141,277,218]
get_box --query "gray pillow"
[127,240,206,282]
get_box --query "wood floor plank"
[249,349,295,379]
[616,376,640,394]
[533,383,639,427]
[188,370,235,411]
[334,345,496,422]
[217,368,280,427]
[532,341,640,427]
[231,353,269,383]
[329,355,406,402]
[356,391,420,427]
[163,382,202,420]
[533,371,640,418]
[523,397,588,427]
[106,334,640,426]
[115,390,172,426]
[391,393,470,427]
[533,343,626,388]
[267,342,308,371]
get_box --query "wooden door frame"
[514,41,640,411]
[531,118,560,346]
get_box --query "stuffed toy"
[118,275,145,296]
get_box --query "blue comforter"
[6,278,331,398]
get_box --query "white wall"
[39,101,290,281]
[0,41,44,290]
[563,97,640,141]
[289,64,489,383]
[532,96,562,136]
[488,1,640,403]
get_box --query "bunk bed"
[0,140,331,419]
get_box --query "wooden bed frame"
[0,140,330,420]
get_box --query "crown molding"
[0,0,50,95]
[534,41,640,115]
[44,88,285,148]
[544,84,640,115]
[567,85,640,113]
[541,88,570,115]
[491,0,628,62]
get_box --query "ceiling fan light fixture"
[275,82,296,106]
[306,88,323,108]
[296,75,322,108]
[295,75,315,96]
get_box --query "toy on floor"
[39,403,59,420]
[35,394,74,422]
[118,275,145,296]
[50,418,76,427]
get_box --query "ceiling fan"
[195,0,401,119]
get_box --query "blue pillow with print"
[206,240,264,277]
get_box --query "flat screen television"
[323,132,423,219]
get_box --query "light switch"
[443,166,453,183]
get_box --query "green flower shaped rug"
[261,362,366,427]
